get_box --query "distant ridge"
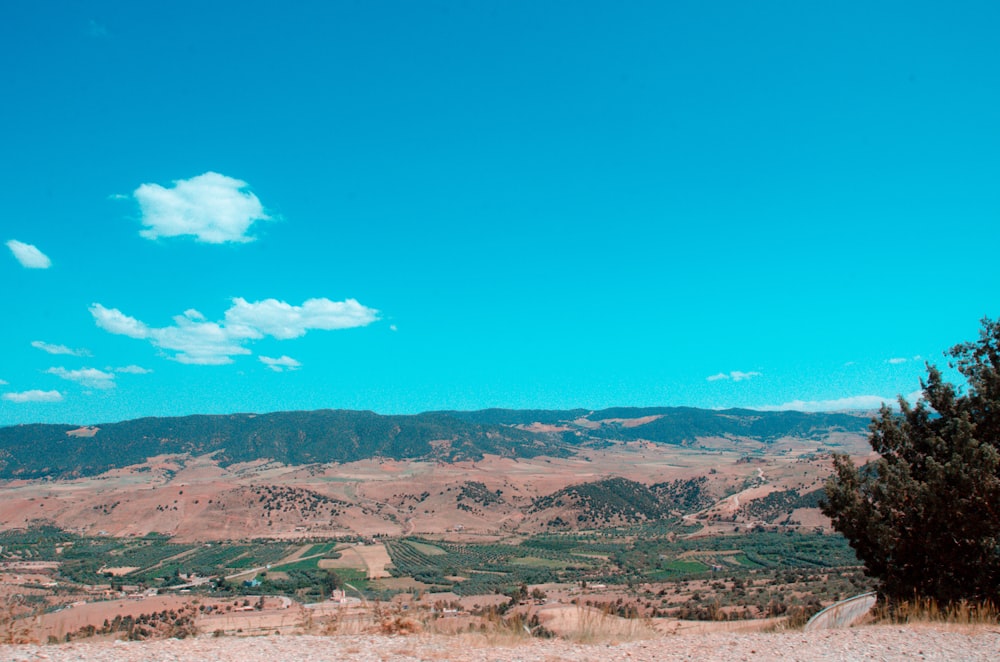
[0,406,870,480]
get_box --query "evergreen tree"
[822,318,1000,604]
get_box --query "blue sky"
[2,1,998,425]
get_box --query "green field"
[0,525,864,603]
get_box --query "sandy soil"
[2,624,999,661]
[0,433,870,542]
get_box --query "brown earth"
[0,430,873,542]
[2,624,999,661]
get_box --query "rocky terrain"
[3,625,999,661]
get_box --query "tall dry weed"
[563,603,657,644]
[0,595,40,644]
[874,599,999,626]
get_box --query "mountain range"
[0,407,871,480]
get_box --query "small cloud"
[887,357,908,364]
[260,355,301,372]
[114,365,152,374]
[0,379,8,386]
[133,172,271,243]
[91,296,378,365]
[3,389,63,403]
[31,340,91,357]
[389,324,398,332]
[88,19,108,37]
[6,239,52,268]
[46,367,116,389]
[759,395,895,412]
[707,370,760,382]
[843,361,856,367]
[90,303,152,339]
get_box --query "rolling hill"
[0,406,871,480]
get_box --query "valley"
[0,407,878,641]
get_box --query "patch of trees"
[64,606,197,642]
[738,488,823,522]
[529,477,675,525]
[456,481,505,513]
[651,476,713,513]
[248,485,347,519]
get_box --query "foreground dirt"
[3,625,999,661]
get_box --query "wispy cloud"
[31,340,91,357]
[260,355,301,372]
[114,365,152,374]
[886,355,924,365]
[707,370,761,382]
[133,172,271,243]
[758,395,894,412]
[6,239,51,269]
[88,19,108,37]
[3,390,63,403]
[46,367,116,389]
[0,379,8,386]
[91,297,378,365]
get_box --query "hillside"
[0,407,871,480]
[0,410,550,479]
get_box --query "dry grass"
[0,595,40,644]
[556,604,657,644]
[871,599,1000,628]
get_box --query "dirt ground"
[2,624,1000,661]
[0,432,872,542]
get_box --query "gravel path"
[3,625,999,661]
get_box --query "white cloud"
[887,357,908,364]
[225,297,379,339]
[46,367,116,389]
[260,355,301,372]
[761,389,931,413]
[758,395,896,412]
[6,239,52,268]
[133,172,271,243]
[0,379,7,386]
[3,390,63,403]
[100,307,254,365]
[91,297,378,365]
[115,365,152,374]
[90,304,151,339]
[31,340,91,357]
[707,370,761,382]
